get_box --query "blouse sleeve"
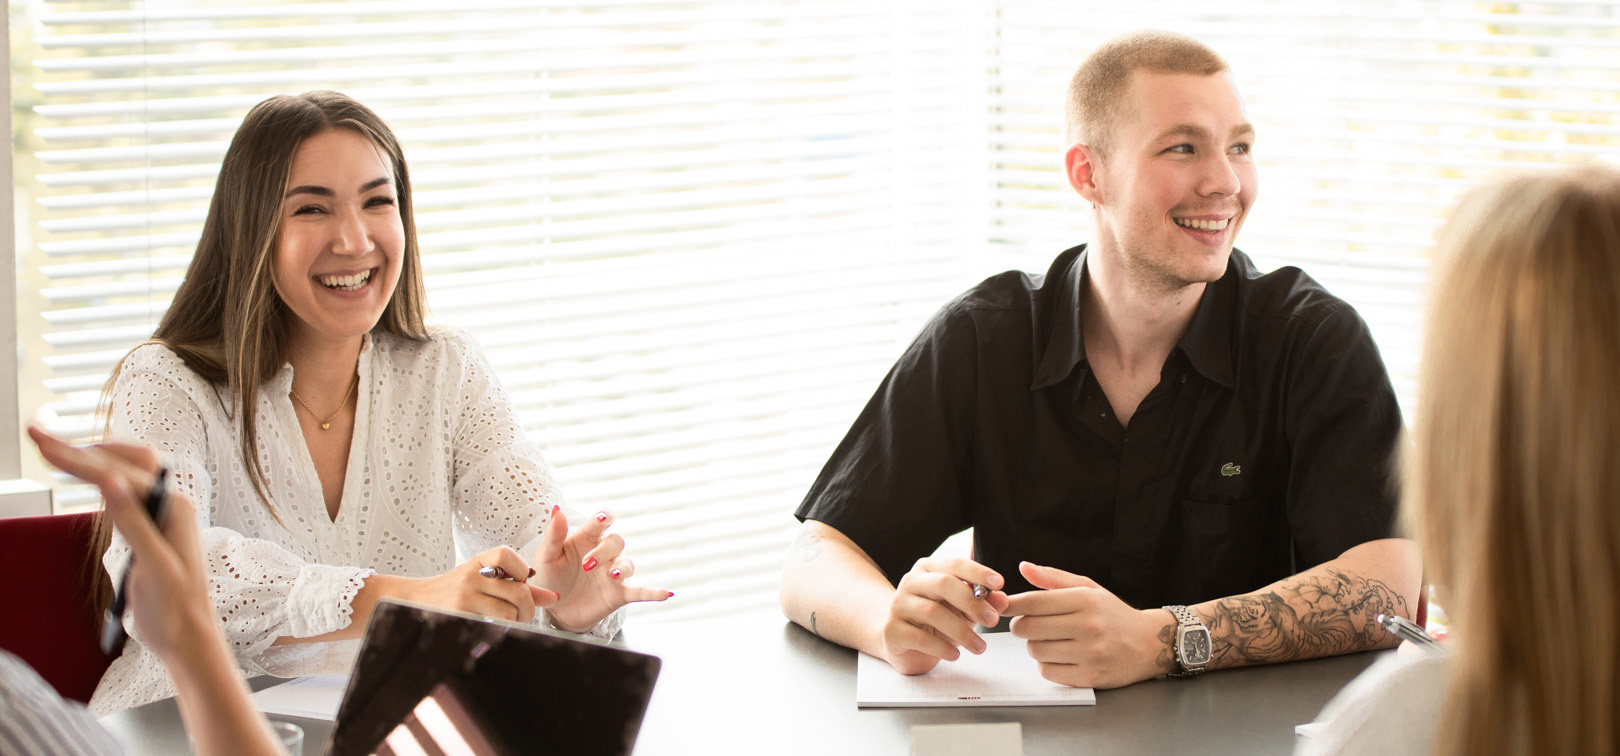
[441,330,625,640]
[104,348,374,668]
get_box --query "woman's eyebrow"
[284,176,392,199]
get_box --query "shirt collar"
[1029,245,1240,392]
[1175,256,1237,390]
[1029,244,1088,391]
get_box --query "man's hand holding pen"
[880,557,1010,676]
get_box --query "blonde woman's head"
[1410,164,1620,755]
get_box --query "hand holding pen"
[880,557,1010,676]
[27,426,216,662]
[30,426,292,756]
[398,546,558,623]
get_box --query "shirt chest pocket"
[1170,433,1288,597]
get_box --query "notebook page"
[856,633,1096,708]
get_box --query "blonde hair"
[1408,164,1620,755]
[1064,30,1227,154]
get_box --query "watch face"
[1180,627,1212,666]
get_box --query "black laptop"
[325,599,661,756]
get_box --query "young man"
[780,30,1420,689]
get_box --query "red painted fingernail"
[610,568,622,579]
[594,512,608,523]
[666,590,675,598]
[582,556,597,572]
[527,568,535,579]
[551,505,560,516]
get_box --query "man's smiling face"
[1090,70,1257,292]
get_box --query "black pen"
[1376,612,1443,652]
[101,468,170,655]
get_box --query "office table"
[100,615,1382,755]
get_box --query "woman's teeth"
[319,270,371,291]
[1175,218,1229,231]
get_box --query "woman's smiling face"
[271,127,405,352]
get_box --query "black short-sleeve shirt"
[795,245,1403,609]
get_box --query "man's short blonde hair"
[1065,30,1228,155]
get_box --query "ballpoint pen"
[1376,612,1443,652]
[478,566,535,581]
[102,468,170,655]
[958,579,989,600]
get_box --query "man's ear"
[1065,142,1101,206]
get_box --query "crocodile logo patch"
[1220,463,1242,477]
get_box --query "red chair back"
[0,511,118,703]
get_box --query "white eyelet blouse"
[88,328,622,715]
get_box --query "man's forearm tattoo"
[1154,621,1178,674]
[1205,568,1407,667]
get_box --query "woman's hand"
[32,429,289,756]
[396,545,559,623]
[531,505,672,632]
[28,426,218,662]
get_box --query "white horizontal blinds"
[987,1,1620,412]
[20,0,990,621]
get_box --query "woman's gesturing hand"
[399,545,558,623]
[531,505,672,632]
[28,426,216,662]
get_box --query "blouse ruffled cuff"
[285,564,376,638]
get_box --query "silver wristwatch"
[1162,605,1211,677]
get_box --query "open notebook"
[321,600,661,756]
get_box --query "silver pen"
[959,580,989,600]
[1376,612,1443,652]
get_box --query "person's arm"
[781,520,1010,675]
[1003,538,1419,688]
[1198,538,1418,668]
[270,547,556,645]
[30,427,285,756]
[780,302,996,674]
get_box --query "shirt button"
[1180,374,1188,384]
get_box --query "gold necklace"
[289,373,358,430]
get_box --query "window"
[15,0,990,621]
[12,1,1620,621]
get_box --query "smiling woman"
[83,92,671,716]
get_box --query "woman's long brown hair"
[1406,164,1620,755]
[87,92,430,628]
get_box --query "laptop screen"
[327,600,661,756]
